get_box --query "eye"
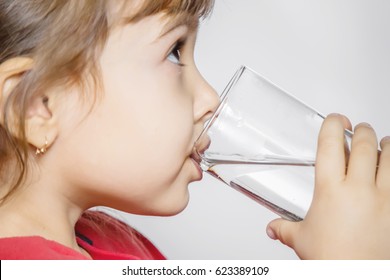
[167,40,185,66]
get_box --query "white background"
[112,0,389,259]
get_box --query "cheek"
[128,97,194,178]
[58,74,195,208]
[119,68,194,172]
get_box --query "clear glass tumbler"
[193,66,353,221]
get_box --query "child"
[0,0,389,260]
[0,0,218,260]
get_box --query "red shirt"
[0,211,165,260]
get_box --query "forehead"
[104,0,210,49]
[113,0,210,28]
[127,0,213,19]
[158,13,199,38]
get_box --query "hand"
[266,114,390,259]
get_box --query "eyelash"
[167,39,186,67]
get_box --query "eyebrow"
[158,13,199,39]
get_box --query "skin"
[0,11,219,257]
[267,114,390,259]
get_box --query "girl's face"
[51,13,219,215]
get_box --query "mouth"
[190,149,201,165]
[190,156,203,180]
[190,136,211,165]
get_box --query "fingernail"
[356,122,372,129]
[266,227,276,240]
[380,136,390,145]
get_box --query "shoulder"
[0,236,86,260]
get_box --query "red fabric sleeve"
[0,211,165,260]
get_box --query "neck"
[0,181,91,258]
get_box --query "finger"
[266,218,299,248]
[315,114,350,187]
[341,115,353,131]
[377,136,390,189]
[347,123,378,186]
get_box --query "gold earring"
[35,137,48,155]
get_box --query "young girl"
[0,0,219,260]
[0,0,389,260]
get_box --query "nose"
[192,69,220,123]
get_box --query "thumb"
[266,218,299,248]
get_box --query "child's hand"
[266,114,390,259]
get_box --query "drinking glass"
[193,66,353,221]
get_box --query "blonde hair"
[0,0,214,203]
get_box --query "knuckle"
[318,135,340,152]
[354,140,376,151]
[352,137,377,154]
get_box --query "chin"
[148,191,191,217]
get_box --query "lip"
[190,157,203,180]
[191,136,211,164]
[189,136,211,180]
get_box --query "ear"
[25,94,58,153]
[0,57,34,102]
[0,57,58,152]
